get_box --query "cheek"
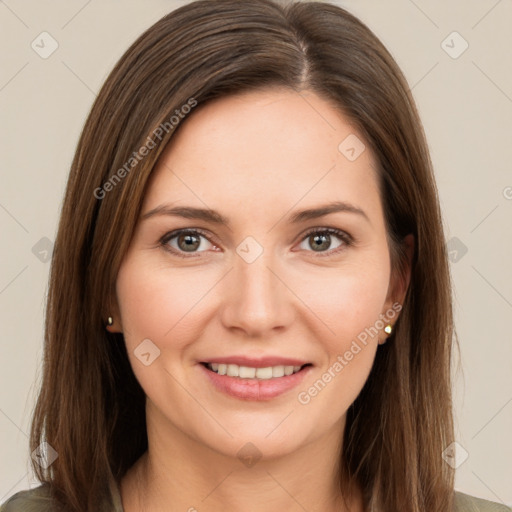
[116,258,216,350]
[115,258,215,404]
[294,265,388,416]
[293,258,390,348]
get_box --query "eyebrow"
[140,200,370,226]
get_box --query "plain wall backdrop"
[1,0,511,506]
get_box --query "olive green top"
[1,480,511,511]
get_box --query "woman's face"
[114,87,408,461]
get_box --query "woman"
[1,0,509,511]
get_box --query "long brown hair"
[27,0,456,510]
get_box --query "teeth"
[239,366,256,378]
[206,363,304,379]
[227,364,238,377]
[272,365,285,377]
[255,367,273,379]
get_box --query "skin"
[110,87,413,512]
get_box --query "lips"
[198,356,313,400]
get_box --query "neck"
[121,406,363,512]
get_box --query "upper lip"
[200,356,312,368]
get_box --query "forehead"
[143,88,382,225]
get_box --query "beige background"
[1,0,511,506]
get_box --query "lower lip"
[199,364,312,401]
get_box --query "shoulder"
[0,485,56,512]
[454,490,512,512]
[1,479,123,512]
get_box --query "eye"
[160,229,218,258]
[160,227,353,259]
[297,227,353,256]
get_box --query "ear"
[380,233,414,341]
[105,291,123,333]
[389,233,414,307]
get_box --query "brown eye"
[297,228,352,256]
[308,233,332,252]
[177,232,201,252]
[161,229,216,257]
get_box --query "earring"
[384,324,393,335]
[107,316,113,326]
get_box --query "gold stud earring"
[384,324,393,335]
[107,316,113,326]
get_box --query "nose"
[220,250,296,337]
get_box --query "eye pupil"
[178,233,200,252]
[310,233,330,251]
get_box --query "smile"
[199,362,313,400]
[203,362,309,379]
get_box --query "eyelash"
[159,227,353,259]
